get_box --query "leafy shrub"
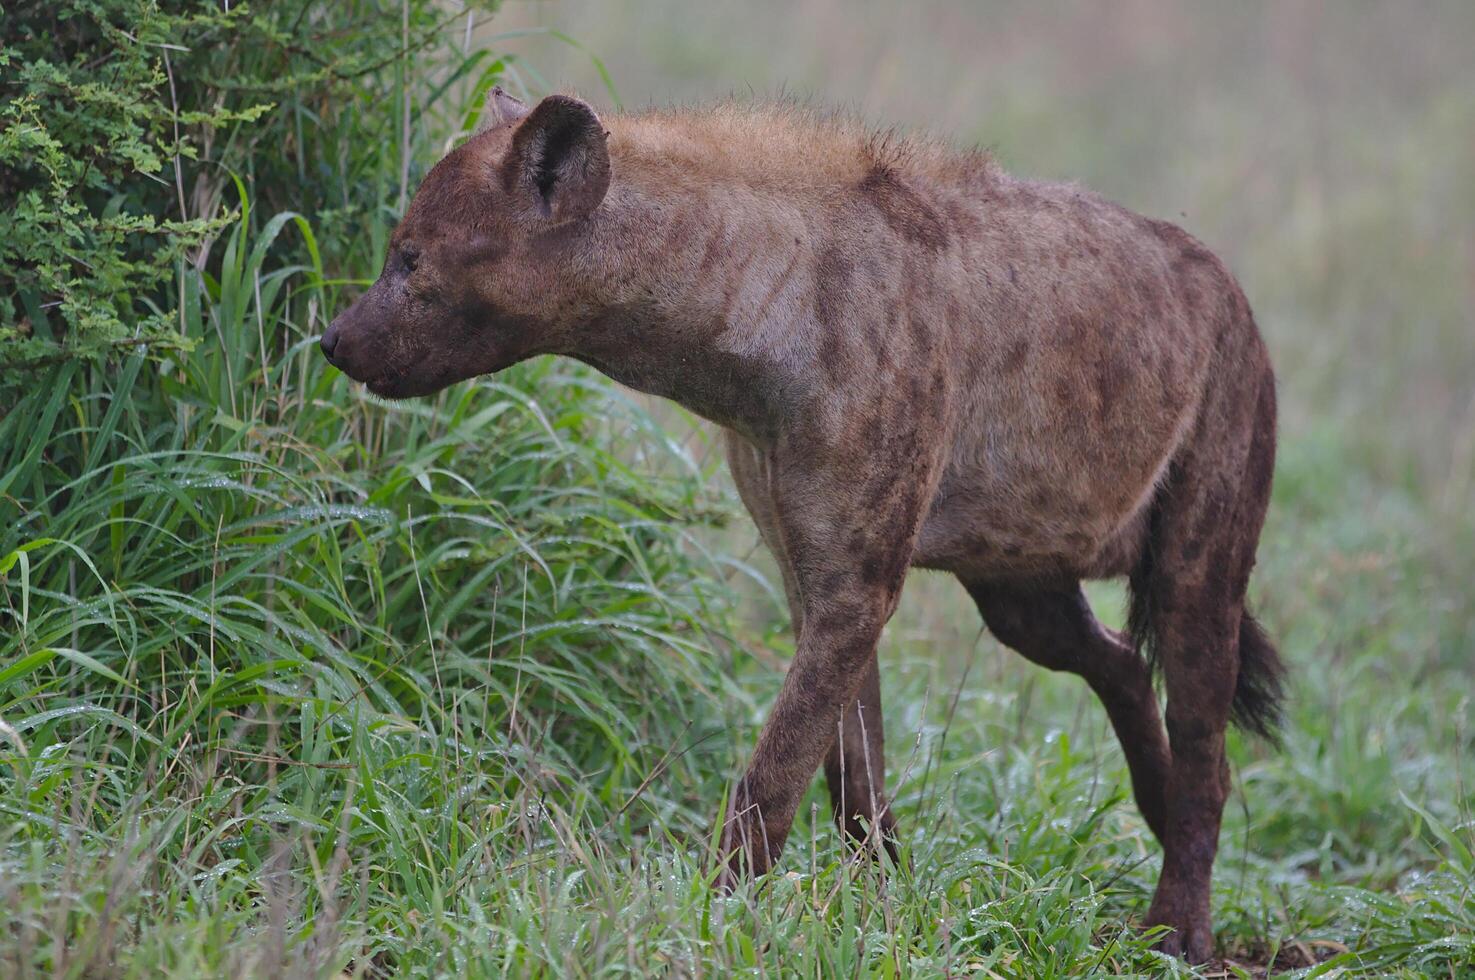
[0,0,505,375]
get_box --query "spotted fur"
[321,91,1284,962]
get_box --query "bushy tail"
[1128,555,1286,745]
[1231,611,1286,742]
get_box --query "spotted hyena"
[321,89,1284,962]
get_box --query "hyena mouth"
[364,371,404,397]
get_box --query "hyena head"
[321,90,610,398]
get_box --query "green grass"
[7,394,1472,977]
[4,6,1475,978]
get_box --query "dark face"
[320,91,611,399]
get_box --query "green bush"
[0,0,509,375]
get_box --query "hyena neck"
[569,183,809,446]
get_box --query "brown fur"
[321,91,1285,963]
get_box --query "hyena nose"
[320,321,341,362]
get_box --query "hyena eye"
[401,247,420,274]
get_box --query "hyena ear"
[504,94,610,225]
[481,85,530,129]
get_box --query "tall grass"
[0,169,763,972]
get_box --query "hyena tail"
[1228,611,1287,741]
[1127,556,1286,744]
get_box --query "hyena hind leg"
[962,579,1171,842]
[1137,368,1284,963]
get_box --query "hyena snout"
[320,290,396,385]
[319,318,343,363]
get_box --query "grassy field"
[3,3,1474,977]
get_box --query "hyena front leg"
[725,429,899,862]
[716,439,933,885]
[822,652,898,860]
